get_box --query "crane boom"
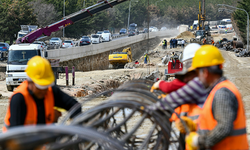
[17,0,128,44]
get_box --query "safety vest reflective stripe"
[188,115,199,121]
[199,128,246,136]
[3,123,9,129]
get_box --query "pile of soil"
[176,31,195,39]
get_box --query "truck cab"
[6,44,47,91]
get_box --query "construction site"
[0,0,250,149]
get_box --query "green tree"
[0,0,37,44]
[233,0,250,44]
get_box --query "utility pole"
[83,0,85,8]
[127,0,132,29]
[147,0,149,53]
[201,0,205,30]
[63,0,65,37]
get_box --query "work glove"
[175,116,196,134]
[150,80,163,92]
[186,132,199,150]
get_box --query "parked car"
[119,28,127,34]
[128,30,136,37]
[102,30,112,42]
[97,31,103,35]
[152,27,159,32]
[149,26,155,32]
[33,41,47,51]
[80,36,91,46]
[142,28,149,33]
[0,43,9,51]
[177,39,184,47]
[160,27,167,31]
[62,40,75,48]
[91,34,102,44]
[49,37,62,47]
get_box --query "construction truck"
[109,47,132,69]
[16,0,129,44]
[6,0,130,91]
[17,25,38,40]
[190,0,212,45]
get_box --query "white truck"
[6,44,48,91]
[17,25,38,40]
[102,30,112,42]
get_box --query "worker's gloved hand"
[150,80,163,92]
[186,132,199,150]
[53,109,62,123]
[175,116,196,134]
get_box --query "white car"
[160,27,167,31]
[33,41,47,51]
[152,27,159,32]
[102,30,112,42]
[91,34,102,44]
[49,37,62,47]
[62,40,75,48]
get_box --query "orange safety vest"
[2,80,54,132]
[170,104,202,123]
[198,80,248,150]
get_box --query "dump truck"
[109,47,132,69]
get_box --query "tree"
[30,0,59,27]
[0,0,37,44]
[233,0,250,44]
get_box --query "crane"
[16,0,128,44]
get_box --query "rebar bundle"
[0,79,186,150]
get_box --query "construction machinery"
[190,0,212,45]
[165,52,183,80]
[109,47,132,68]
[16,0,129,44]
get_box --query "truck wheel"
[6,85,13,91]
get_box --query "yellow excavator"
[109,47,132,69]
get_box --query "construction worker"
[2,56,81,132]
[170,39,173,49]
[162,39,166,49]
[211,39,215,45]
[202,38,206,45]
[144,53,150,64]
[225,28,228,34]
[177,45,249,150]
[149,43,206,116]
[164,39,167,49]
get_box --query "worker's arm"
[198,88,238,149]
[148,77,206,110]
[52,86,81,118]
[9,93,27,127]
[158,79,185,93]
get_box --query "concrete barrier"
[48,29,178,62]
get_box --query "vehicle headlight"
[6,74,13,77]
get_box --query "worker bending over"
[149,43,206,112]
[177,45,248,150]
[3,56,81,132]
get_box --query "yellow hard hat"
[191,45,225,69]
[25,56,55,86]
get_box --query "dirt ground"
[0,33,250,145]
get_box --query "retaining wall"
[49,29,178,71]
